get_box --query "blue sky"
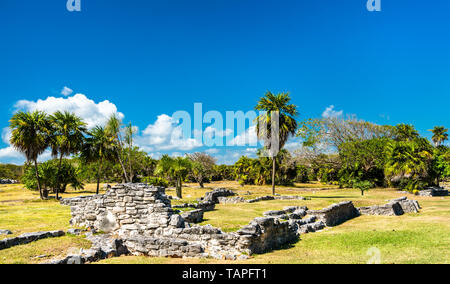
[1,0,449,164]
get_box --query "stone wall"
[418,187,449,197]
[181,209,204,224]
[0,231,64,251]
[64,184,302,259]
[62,184,421,261]
[307,201,359,226]
[358,197,420,216]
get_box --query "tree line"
[6,92,450,199]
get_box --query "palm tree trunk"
[96,157,103,195]
[272,157,276,195]
[176,176,182,199]
[56,153,63,200]
[116,150,129,183]
[34,159,43,200]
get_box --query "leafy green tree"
[234,156,255,186]
[430,146,450,187]
[353,180,373,196]
[430,126,448,147]
[22,159,83,194]
[124,122,137,181]
[81,126,115,194]
[338,138,389,187]
[255,91,298,195]
[106,114,130,182]
[155,155,192,198]
[212,165,234,181]
[49,111,87,199]
[9,111,51,199]
[188,152,216,188]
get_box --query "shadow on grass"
[304,196,355,199]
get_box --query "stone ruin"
[61,183,422,262]
[358,197,420,216]
[64,184,304,259]
[418,187,449,197]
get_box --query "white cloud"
[205,148,220,154]
[322,105,343,118]
[230,125,258,146]
[137,114,202,152]
[203,127,233,138]
[14,94,124,129]
[61,86,73,96]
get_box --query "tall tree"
[188,152,216,188]
[430,126,448,147]
[49,111,87,200]
[124,122,137,182]
[255,91,298,195]
[9,111,51,199]
[106,114,130,182]
[384,138,433,191]
[155,155,192,198]
[81,126,115,194]
[394,124,420,142]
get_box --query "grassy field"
[0,182,449,264]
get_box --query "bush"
[22,160,84,193]
[142,177,169,187]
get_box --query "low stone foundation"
[0,229,12,235]
[418,187,449,197]
[64,184,304,259]
[181,209,204,224]
[358,197,420,216]
[0,231,65,251]
[307,201,359,226]
[61,184,422,262]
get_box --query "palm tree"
[81,126,114,194]
[124,122,137,182]
[255,91,298,195]
[9,111,51,199]
[155,155,192,198]
[106,114,130,183]
[395,124,419,142]
[49,111,87,199]
[430,126,448,147]
[384,139,433,190]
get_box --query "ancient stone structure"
[0,179,19,184]
[218,196,246,204]
[358,197,420,216]
[219,195,308,204]
[201,188,236,203]
[61,184,423,262]
[307,201,360,226]
[47,232,128,264]
[0,230,65,251]
[0,229,12,235]
[181,209,204,224]
[60,195,98,207]
[64,184,305,259]
[418,187,449,197]
[247,196,275,203]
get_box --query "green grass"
[0,182,449,264]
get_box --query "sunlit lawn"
[0,181,449,264]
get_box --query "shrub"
[142,176,169,187]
